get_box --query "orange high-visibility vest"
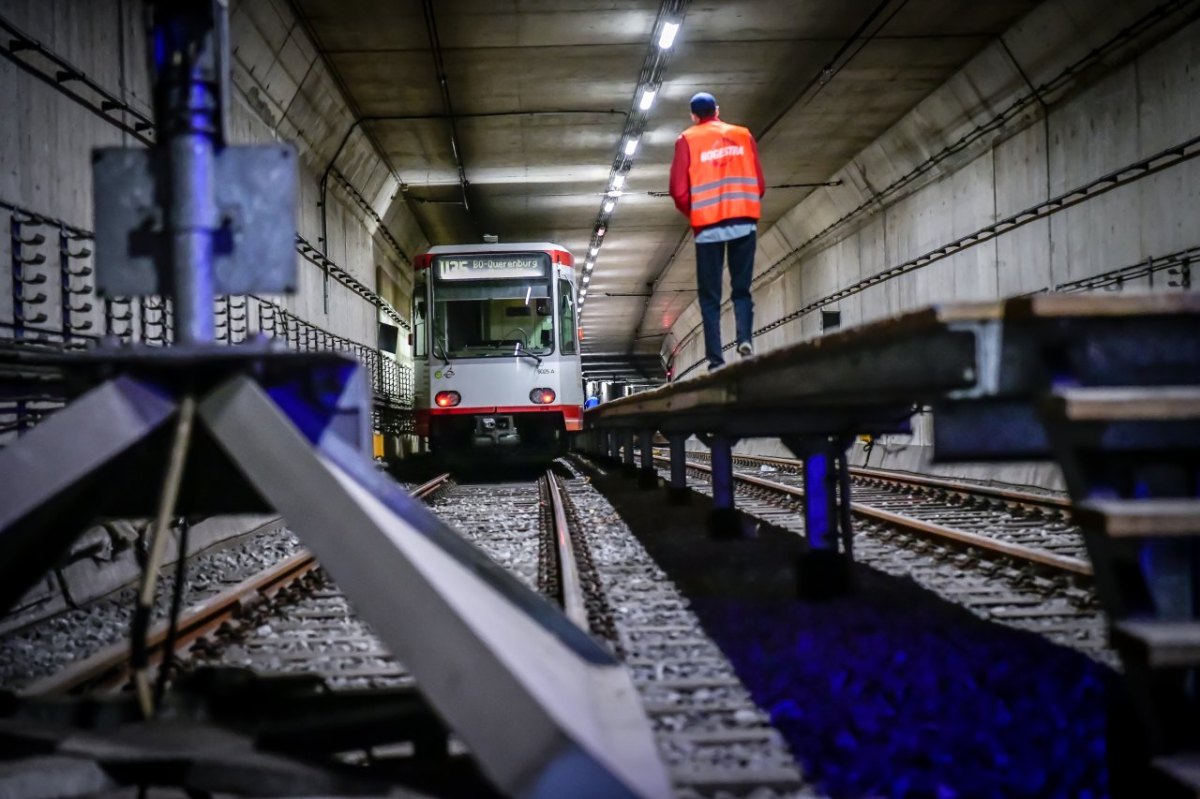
[681,121,761,229]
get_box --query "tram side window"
[413,284,427,357]
[559,279,576,355]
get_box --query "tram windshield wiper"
[513,342,542,367]
[433,342,453,367]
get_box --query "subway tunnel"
[0,1,1198,798]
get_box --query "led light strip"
[579,0,690,320]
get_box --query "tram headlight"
[529,388,556,405]
[435,391,461,408]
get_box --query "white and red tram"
[411,242,584,461]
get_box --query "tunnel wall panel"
[665,0,1199,488]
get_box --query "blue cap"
[690,92,717,118]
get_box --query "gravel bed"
[669,461,1116,669]
[688,452,1087,563]
[187,573,412,692]
[0,526,301,690]
[690,592,1115,799]
[590,455,1121,799]
[560,457,821,799]
[425,480,542,590]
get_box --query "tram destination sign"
[436,252,549,281]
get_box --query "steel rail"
[660,456,1093,577]
[24,472,453,696]
[716,450,1071,510]
[545,471,590,631]
[659,448,1070,510]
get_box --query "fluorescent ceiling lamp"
[658,21,679,49]
[583,274,590,283]
[611,174,625,190]
[639,88,657,111]
[590,246,599,256]
[580,288,588,296]
[597,226,606,237]
[603,199,615,213]
[624,138,639,156]
[585,261,594,271]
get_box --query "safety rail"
[583,292,1200,797]
[1,202,413,441]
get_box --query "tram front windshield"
[432,279,554,358]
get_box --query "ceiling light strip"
[581,0,690,313]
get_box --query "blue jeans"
[695,230,756,367]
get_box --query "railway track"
[550,459,811,797]
[429,465,812,797]
[22,466,819,796]
[642,450,1114,667]
[22,473,453,696]
[666,449,1089,574]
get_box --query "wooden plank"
[1112,620,1200,668]
[1074,499,1200,538]
[932,300,1004,322]
[1007,292,1200,319]
[591,306,970,421]
[1051,387,1200,422]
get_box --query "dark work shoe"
[707,361,726,373]
[736,340,754,357]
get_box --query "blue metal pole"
[803,450,834,551]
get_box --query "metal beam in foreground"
[199,375,671,799]
[0,358,670,799]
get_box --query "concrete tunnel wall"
[667,0,1200,488]
[0,0,428,628]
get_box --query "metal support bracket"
[93,145,299,297]
[0,359,671,799]
[782,435,855,596]
[637,429,658,489]
[621,429,637,475]
[664,433,690,505]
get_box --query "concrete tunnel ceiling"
[291,0,1042,370]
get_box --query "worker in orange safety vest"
[669,91,765,372]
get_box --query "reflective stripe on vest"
[682,121,761,229]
